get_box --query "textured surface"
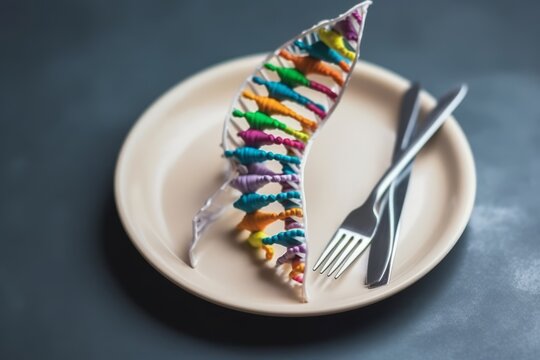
[1,0,539,359]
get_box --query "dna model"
[191,2,371,301]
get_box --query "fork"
[313,84,468,278]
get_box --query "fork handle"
[373,84,468,204]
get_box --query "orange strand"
[279,50,344,86]
[337,60,350,73]
[262,244,274,260]
[242,91,318,130]
[236,208,303,232]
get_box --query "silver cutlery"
[312,84,468,278]
[366,83,420,286]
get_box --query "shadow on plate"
[102,192,469,347]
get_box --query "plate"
[114,55,476,316]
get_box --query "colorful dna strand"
[191,2,371,301]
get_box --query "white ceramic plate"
[115,55,476,316]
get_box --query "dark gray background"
[1,0,539,359]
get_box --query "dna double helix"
[191,2,371,294]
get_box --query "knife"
[366,83,421,285]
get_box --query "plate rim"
[114,54,476,317]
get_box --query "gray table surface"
[1,0,539,359]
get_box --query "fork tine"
[334,237,372,279]
[312,230,346,271]
[327,236,362,276]
[319,235,352,274]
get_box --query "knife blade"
[372,167,412,286]
[365,83,420,285]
